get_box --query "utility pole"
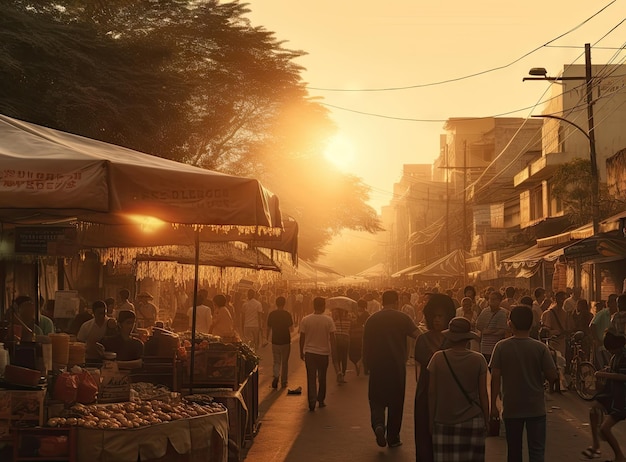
[524,42,600,297]
[524,43,599,235]
[445,145,450,254]
[585,43,600,236]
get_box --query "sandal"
[581,447,601,459]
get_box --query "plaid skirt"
[433,414,486,462]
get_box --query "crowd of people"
[259,283,626,462]
[9,281,626,461]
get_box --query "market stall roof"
[330,275,369,286]
[66,215,298,264]
[411,249,469,278]
[355,262,387,279]
[134,242,279,271]
[499,241,572,269]
[0,114,282,230]
[282,259,343,282]
[391,263,422,278]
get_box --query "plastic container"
[49,333,70,366]
[68,342,86,366]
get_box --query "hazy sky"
[245,0,625,213]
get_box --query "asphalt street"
[244,337,626,462]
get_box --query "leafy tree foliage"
[0,0,382,259]
[551,157,620,227]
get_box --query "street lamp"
[523,43,600,236]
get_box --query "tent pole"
[188,229,200,395]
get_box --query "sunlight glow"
[324,135,356,172]
[126,214,167,233]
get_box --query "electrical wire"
[468,27,626,196]
[306,1,618,92]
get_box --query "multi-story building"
[511,64,626,296]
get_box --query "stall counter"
[76,410,228,462]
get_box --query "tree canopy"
[0,0,382,259]
[552,157,620,227]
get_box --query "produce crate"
[0,389,46,436]
[130,357,184,392]
[183,348,241,390]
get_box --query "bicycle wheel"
[576,361,597,400]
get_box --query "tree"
[0,0,382,259]
[551,158,621,227]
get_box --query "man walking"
[267,296,294,389]
[490,305,558,462]
[242,289,263,350]
[476,290,508,364]
[363,290,420,448]
[299,297,336,411]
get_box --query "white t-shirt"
[187,304,212,334]
[242,298,263,328]
[76,317,110,343]
[299,313,336,355]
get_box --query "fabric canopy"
[134,242,279,272]
[355,262,387,279]
[412,249,469,278]
[500,241,572,270]
[68,217,298,264]
[391,263,422,278]
[0,115,282,230]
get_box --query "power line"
[306,1,617,93]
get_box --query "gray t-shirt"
[490,337,556,418]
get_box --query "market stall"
[0,115,288,461]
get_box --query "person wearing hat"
[490,305,558,462]
[581,329,626,461]
[427,316,489,461]
[135,292,157,328]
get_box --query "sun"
[324,135,356,171]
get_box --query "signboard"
[14,226,77,255]
[54,290,80,319]
[564,240,598,259]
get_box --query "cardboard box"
[0,389,45,428]
[99,361,130,403]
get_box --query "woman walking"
[428,317,489,461]
[414,294,456,462]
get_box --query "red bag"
[76,371,98,404]
[53,372,78,405]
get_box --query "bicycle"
[539,328,561,393]
[567,330,597,400]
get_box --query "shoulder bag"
[442,351,480,408]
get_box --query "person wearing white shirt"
[77,300,111,360]
[187,289,213,334]
[242,289,263,350]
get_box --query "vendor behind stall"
[77,300,111,360]
[101,310,144,369]
[12,295,43,340]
